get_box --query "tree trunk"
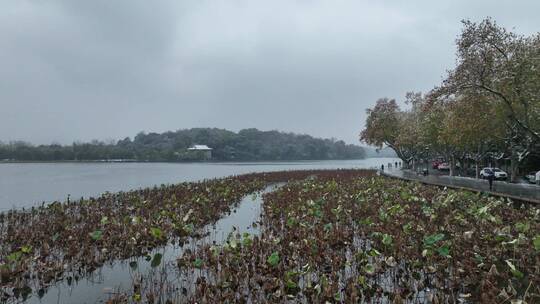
[391,147,408,170]
[449,156,455,177]
[510,151,519,183]
[475,161,480,179]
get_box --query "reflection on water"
[0,158,398,209]
[29,185,277,304]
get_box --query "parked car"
[437,163,450,171]
[432,160,442,169]
[525,171,539,183]
[480,168,494,179]
[480,167,507,180]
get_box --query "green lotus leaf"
[150,227,164,239]
[151,253,163,268]
[89,230,103,241]
[382,234,393,246]
[267,252,280,267]
[533,235,540,251]
[424,233,445,246]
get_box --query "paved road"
[381,168,540,203]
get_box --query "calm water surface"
[0,158,398,210]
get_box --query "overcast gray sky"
[1,1,539,145]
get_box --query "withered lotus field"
[2,170,539,303]
[173,174,538,303]
[0,169,372,303]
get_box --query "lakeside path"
[381,168,540,204]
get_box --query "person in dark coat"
[487,170,495,191]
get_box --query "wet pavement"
[381,168,540,203]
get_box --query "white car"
[526,171,539,183]
[480,167,508,180]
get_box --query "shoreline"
[0,157,397,165]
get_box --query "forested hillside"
[0,128,366,162]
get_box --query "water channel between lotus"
[28,185,278,304]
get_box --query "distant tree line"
[0,128,366,162]
[360,18,540,182]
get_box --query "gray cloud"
[1,0,539,144]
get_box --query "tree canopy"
[360,18,540,181]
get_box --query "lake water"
[0,158,398,210]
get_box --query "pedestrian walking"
[381,164,384,172]
[395,161,398,168]
[487,170,495,191]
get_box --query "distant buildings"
[186,145,212,160]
